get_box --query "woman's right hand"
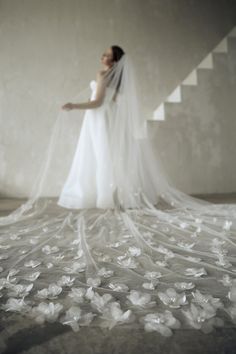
[61,103,74,111]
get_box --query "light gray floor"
[1,193,236,354]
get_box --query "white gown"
[57,79,169,210]
[57,80,116,209]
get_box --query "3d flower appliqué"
[57,276,75,287]
[60,306,96,332]
[174,282,195,290]
[68,287,86,303]
[36,284,62,300]
[157,288,188,308]
[1,298,31,313]
[30,302,63,324]
[126,290,156,308]
[108,282,129,292]
[185,268,207,277]
[97,267,114,278]
[100,301,134,329]
[141,310,180,336]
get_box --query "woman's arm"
[62,71,106,110]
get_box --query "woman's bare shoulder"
[96,70,107,78]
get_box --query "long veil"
[0,53,236,336]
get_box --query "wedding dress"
[0,53,236,336]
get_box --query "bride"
[57,45,172,210]
[0,45,236,336]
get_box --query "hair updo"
[111,45,125,62]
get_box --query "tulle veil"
[1,52,236,335]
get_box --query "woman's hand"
[61,102,75,111]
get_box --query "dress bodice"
[89,80,98,101]
[89,80,97,91]
[89,79,116,104]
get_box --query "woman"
[0,46,236,336]
[56,45,190,210]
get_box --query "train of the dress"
[0,186,236,335]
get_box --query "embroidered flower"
[179,222,188,229]
[218,274,233,287]
[68,287,86,303]
[156,246,174,259]
[215,255,232,268]
[155,260,168,267]
[174,282,195,290]
[46,262,54,269]
[7,269,20,278]
[42,245,60,255]
[192,290,223,313]
[60,306,95,332]
[30,302,63,324]
[141,310,180,336]
[106,241,123,248]
[0,277,17,290]
[223,220,232,231]
[1,298,31,313]
[144,271,162,281]
[182,303,215,330]
[52,253,65,261]
[98,254,112,262]
[63,262,86,273]
[57,276,75,287]
[36,284,62,299]
[117,256,138,268]
[126,290,156,308]
[10,234,21,240]
[8,283,34,298]
[90,292,114,313]
[178,242,195,250]
[128,246,141,257]
[142,271,161,289]
[97,267,114,278]
[86,277,101,288]
[195,218,202,224]
[185,268,207,277]
[157,288,188,308]
[30,237,40,245]
[99,301,134,329]
[108,282,129,292]
[22,272,40,282]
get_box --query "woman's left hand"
[61,103,74,111]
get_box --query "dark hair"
[109,45,125,94]
[111,45,125,62]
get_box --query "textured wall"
[0,0,236,197]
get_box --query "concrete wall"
[0,0,236,197]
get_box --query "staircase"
[146,25,236,195]
[148,26,236,122]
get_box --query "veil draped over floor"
[0,53,236,336]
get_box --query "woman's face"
[101,47,114,67]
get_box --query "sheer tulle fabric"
[0,54,236,335]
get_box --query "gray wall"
[0,0,236,197]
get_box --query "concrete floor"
[1,193,236,354]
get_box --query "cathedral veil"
[0,52,229,224]
[0,52,236,335]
